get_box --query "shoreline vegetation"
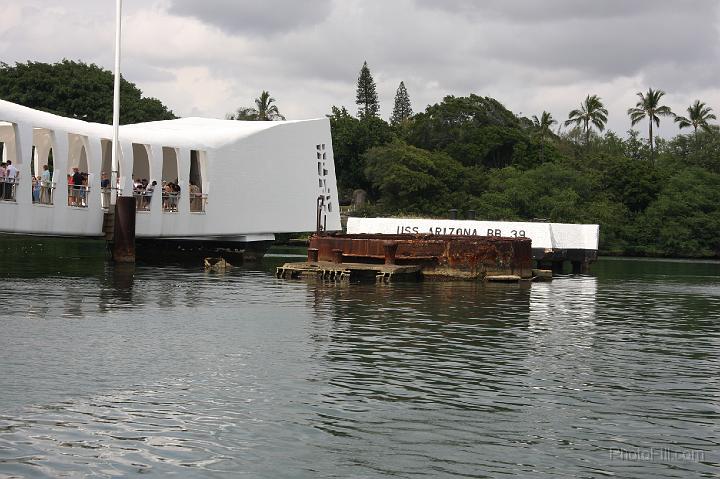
[328,63,720,259]
[1,60,719,259]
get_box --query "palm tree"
[227,90,285,121]
[532,111,557,161]
[675,100,716,138]
[564,95,608,146]
[627,88,673,161]
[253,91,285,120]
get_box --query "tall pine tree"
[356,61,379,119]
[390,81,413,125]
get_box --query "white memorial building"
[0,100,341,251]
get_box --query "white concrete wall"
[0,101,341,239]
[346,217,599,251]
[134,118,341,238]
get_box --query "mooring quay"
[277,233,554,283]
[346,217,599,274]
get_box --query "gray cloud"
[167,0,333,35]
[414,0,714,22]
[3,0,720,135]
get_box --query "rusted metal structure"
[280,233,534,282]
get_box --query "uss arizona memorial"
[0,99,598,268]
[0,99,342,250]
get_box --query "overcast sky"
[2,0,720,136]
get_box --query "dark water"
[0,239,719,478]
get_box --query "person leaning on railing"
[145,180,156,208]
[189,181,200,211]
[5,161,18,200]
[80,173,89,207]
[32,176,40,203]
[71,168,83,206]
[100,172,110,208]
[40,164,52,204]
[0,162,6,199]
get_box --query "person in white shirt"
[40,164,52,204]
[5,161,18,200]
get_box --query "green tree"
[356,61,379,119]
[0,60,175,124]
[627,88,674,161]
[405,95,534,168]
[564,94,608,146]
[674,100,716,138]
[594,154,661,212]
[328,106,394,193]
[531,111,557,162]
[390,81,413,125]
[227,90,285,121]
[638,167,720,257]
[364,140,464,213]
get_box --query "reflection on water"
[0,239,719,478]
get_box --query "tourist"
[0,162,6,200]
[72,167,83,206]
[5,160,18,200]
[144,180,156,207]
[40,164,52,204]
[172,182,181,211]
[134,177,144,209]
[100,172,110,208]
[32,176,40,203]
[163,181,179,211]
[80,173,88,207]
[162,182,170,210]
[189,181,201,211]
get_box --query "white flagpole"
[111,0,122,202]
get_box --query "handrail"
[133,189,154,212]
[162,191,180,212]
[190,193,208,213]
[68,184,90,208]
[100,186,118,209]
[33,181,56,205]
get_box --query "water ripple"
[0,258,719,477]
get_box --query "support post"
[332,249,343,264]
[112,195,136,262]
[571,260,590,274]
[110,0,123,204]
[383,241,399,265]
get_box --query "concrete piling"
[112,196,136,263]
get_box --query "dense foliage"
[0,60,175,124]
[331,93,720,258]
